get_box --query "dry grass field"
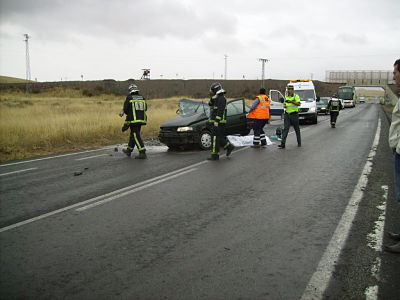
[0,88,187,161]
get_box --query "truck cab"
[286,80,318,124]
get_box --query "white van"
[287,80,318,124]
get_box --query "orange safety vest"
[247,94,271,119]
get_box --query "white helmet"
[128,84,139,93]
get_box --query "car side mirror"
[316,96,320,102]
[176,109,180,115]
[279,97,284,103]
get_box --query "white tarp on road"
[227,135,274,147]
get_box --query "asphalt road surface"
[1,103,399,300]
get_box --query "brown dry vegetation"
[0,88,189,161]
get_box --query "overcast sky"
[0,0,399,82]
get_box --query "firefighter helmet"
[209,82,225,95]
[128,84,139,93]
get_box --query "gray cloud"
[0,0,238,42]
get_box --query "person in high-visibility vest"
[278,84,301,149]
[119,84,147,159]
[247,88,271,148]
[326,94,343,128]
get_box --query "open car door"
[269,90,285,116]
[225,98,249,136]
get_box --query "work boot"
[226,144,235,156]
[278,143,285,149]
[207,154,219,161]
[122,148,132,157]
[134,152,147,159]
[384,242,400,254]
[388,232,400,241]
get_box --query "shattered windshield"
[179,99,209,116]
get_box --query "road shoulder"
[323,107,400,300]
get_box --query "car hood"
[160,112,207,127]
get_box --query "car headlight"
[309,107,316,113]
[177,126,193,132]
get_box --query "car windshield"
[295,90,315,102]
[319,97,330,104]
[179,99,209,116]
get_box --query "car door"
[225,98,247,135]
[269,90,284,116]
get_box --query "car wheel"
[199,130,212,150]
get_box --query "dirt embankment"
[0,79,342,99]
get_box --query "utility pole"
[224,54,228,80]
[258,58,269,88]
[24,34,31,94]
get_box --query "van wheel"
[199,130,212,150]
[313,115,318,124]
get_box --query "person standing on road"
[119,84,147,159]
[207,82,235,161]
[327,93,343,128]
[278,84,301,149]
[385,58,400,254]
[247,88,271,148]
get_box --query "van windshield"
[179,99,209,116]
[295,90,315,102]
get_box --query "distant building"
[326,70,394,85]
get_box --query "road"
[0,103,399,300]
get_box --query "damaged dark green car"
[159,98,253,150]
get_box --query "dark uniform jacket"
[208,93,227,123]
[327,98,343,112]
[123,93,147,125]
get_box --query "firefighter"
[278,84,301,149]
[207,82,235,160]
[327,94,343,128]
[119,84,147,159]
[247,88,271,148]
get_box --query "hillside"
[0,76,33,83]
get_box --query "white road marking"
[0,160,208,233]
[300,118,381,300]
[0,167,38,177]
[76,168,197,211]
[0,147,114,167]
[75,154,108,161]
[365,286,379,300]
[367,185,388,251]
[364,185,389,300]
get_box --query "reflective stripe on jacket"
[327,98,342,112]
[284,94,301,113]
[247,94,271,119]
[123,94,147,125]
